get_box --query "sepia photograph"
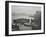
[5,1,45,36]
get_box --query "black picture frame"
[5,1,45,36]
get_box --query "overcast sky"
[12,5,41,19]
